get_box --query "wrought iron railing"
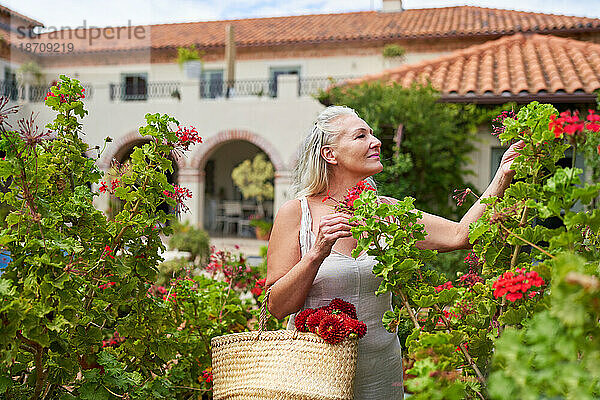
[199,76,356,99]
[298,76,354,97]
[0,81,94,102]
[109,81,181,101]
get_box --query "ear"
[320,146,337,165]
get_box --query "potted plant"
[382,44,406,69]
[176,44,204,79]
[249,216,273,241]
[231,153,274,239]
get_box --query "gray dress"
[286,197,404,400]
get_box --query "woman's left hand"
[499,140,525,177]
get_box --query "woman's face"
[326,114,383,178]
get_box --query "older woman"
[265,106,521,399]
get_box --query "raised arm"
[410,141,523,252]
[266,199,355,319]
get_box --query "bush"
[168,221,210,263]
[0,76,263,399]
[347,102,600,399]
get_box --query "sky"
[5,0,600,29]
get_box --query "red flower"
[492,269,545,302]
[548,114,565,138]
[330,180,375,212]
[163,185,193,213]
[435,281,454,293]
[491,110,517,136]
[102,245,115,259]
[587,109,600,122]
[202,368,213,384]
[327,298,357,319]
[98,281,116,290]
[175,126,202,151]
[110,179,120,191]
[586,122,600,133]
[99,181,108,193]
[318,315,347,344]
[295,308,315,332]
[306,309,329,333]
[343,316,367,338]
[564,122,584,136]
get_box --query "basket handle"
[258,286,272,333]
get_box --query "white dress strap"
[298,197,314,257]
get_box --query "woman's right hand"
[311,212,357,258]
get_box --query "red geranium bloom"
[548,114,565,138]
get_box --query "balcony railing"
[0,81,94,102]
[200,76,355,99]
[109,81,181,101]
[0,76,352,103]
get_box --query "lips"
[368,153,380,158]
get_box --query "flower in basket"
[327,298,358,319]
[341,316,367,339]
[295,298,367,343]
[305,309,330,333]
[295,308,315,332]
[318,315,348,344]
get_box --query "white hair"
[292,105,376,198]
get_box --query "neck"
[324,172,367,200]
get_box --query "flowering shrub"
[0,75,256,399]
[347,101,600,399]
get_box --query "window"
[121,73,147,101]
[490,147,505,181]
[3,68,18,101]
[200,70,224,99]
[269,66,300,97]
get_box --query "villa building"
[2,0,600,233]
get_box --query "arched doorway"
[203,140,273,237]
[188,129,288,235]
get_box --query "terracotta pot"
[255,229,271,241]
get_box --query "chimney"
[382,0,403,12]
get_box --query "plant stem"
[396,287,420,330]
[17,332,47,400]
[433,305,486,386]
[500,222,554,259]
[498,296,506,335]
[510,206,529,268]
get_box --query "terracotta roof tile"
[0,4,43,27]
[9,6,600,54]
[342,33,600,99]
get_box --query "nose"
[370,134,382,149]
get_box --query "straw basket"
[211,289,358,400]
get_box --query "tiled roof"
[12,6,600,54]
[0,4,43,27]
[339,33,600,102]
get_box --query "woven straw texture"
[211,329,358,400]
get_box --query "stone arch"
[98,130,186,170]
[190,129,286,172]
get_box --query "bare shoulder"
[273,198,301,227]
